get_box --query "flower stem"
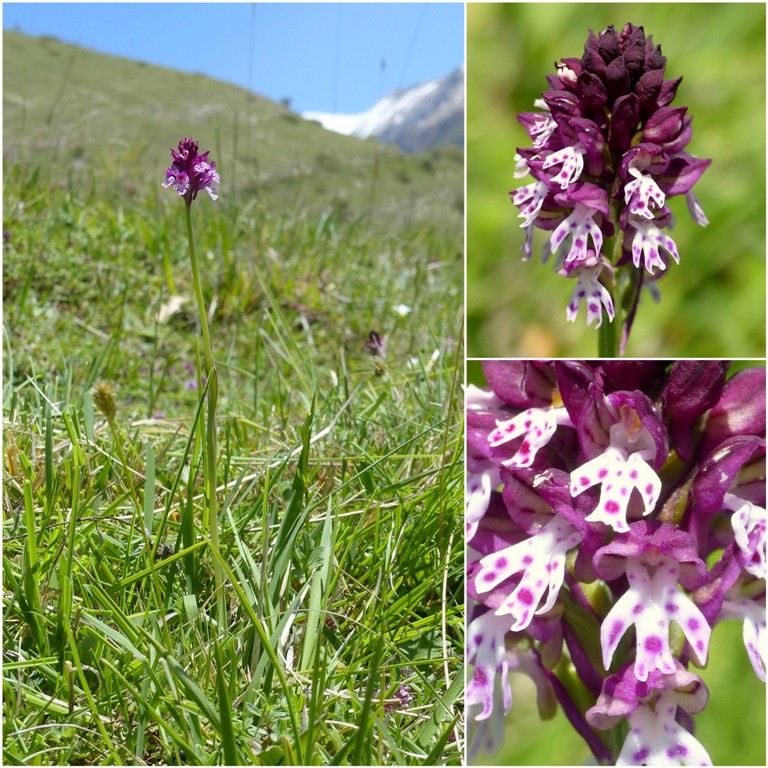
[183,202,224,628]
[598,303,617,357]
[598,224,626,357]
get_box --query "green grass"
[466,3,766,358]
[3,32,463,766]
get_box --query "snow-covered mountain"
[303,66,463,154]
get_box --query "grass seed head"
[92,380,118,422]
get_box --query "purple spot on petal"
[598,469,608,479]
[482,571,497,583]
[630,469,638,480]
[644,635,663,653]
[495,557,508,569]
[605,500,620,514]
[633,604,644,615]
[645,483,654,496]
[665,603,678,613]
[634,749,650,762]
[522,555,533,566]
[609,621,625,644]
[517,588,534,606]
[687,618,700,632]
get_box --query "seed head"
[92,380,118,422]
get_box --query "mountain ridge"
[303,66,464,153]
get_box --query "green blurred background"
[472,621,766,766]
[467,3,766,358]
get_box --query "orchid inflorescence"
[163,137,220,205]
[467,361,765,765]
[510,24,710,353]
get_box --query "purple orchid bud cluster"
[466,361,765,765]
[511,24,710,343]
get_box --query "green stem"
[183,203,224,629]
[597,224,626,358]
[598,305,617,357]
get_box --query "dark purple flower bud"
[581,30,607,81]
[605,56,631,104]
[691,435,765,516]
[642,106,688,143]
[702,367,767,455]
[661,361,728,460]
[657,153,712,196]
[577,70,608,108]
[609,93,641,153]
[657,76,683,107]
[644,35,667,72]
[598,360,667,393]
[543,89,581,122]
[481,360,557,408]
[598,25,621,63]
[634,69,665,111]
[553,360,596,420]
[620,24,647,78]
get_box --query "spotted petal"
[571,449,661,533]
[630,218,680,274]
[600,556,711,682]
[475,517,581,631]
[616,691,712,766]
[550,203,604,264]
[488,407,558,468]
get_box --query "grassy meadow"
[467,3,766,358]
[3,32,464,765]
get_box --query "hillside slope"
[3,31,462,235]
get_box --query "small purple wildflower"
[365,330,387,358]
[163,138,220,204]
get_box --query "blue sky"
[3,2,464,114]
